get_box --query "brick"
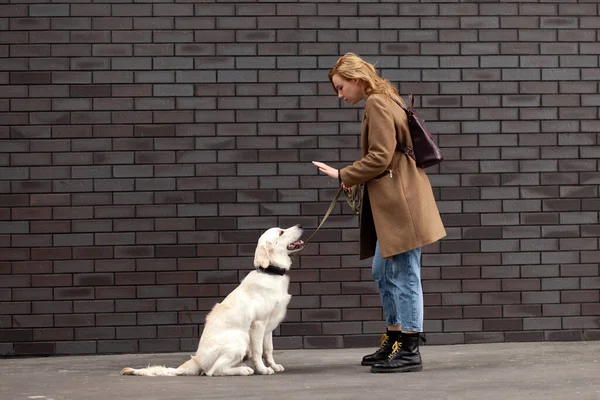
[441,293,480,306]
[94,286,135,300]
[543,330,581,342]
[53,313,95,328]
[96,340,137,354]
[582,304,600,317]
[580,277,600,289]
[72,327,113,341]
[158,325,197,339]
[53,288,93,300]
[89,260,131,274]
[93,312,135,327]
[425,333,464,345]
[464,332,505,344]
[14,342,55,356]
[137,312,177,326]
[563,317,600,329]
[0,328,31,343]
[445,319,482,332]
[114,299,155,313]
[458,305,498,319]
[13,314,55,329]
[31,328,74,342]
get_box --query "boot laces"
[376,333,389,351]
[388,341,401,358]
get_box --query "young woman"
[312,53,446,373]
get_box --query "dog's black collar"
[257,265,287,276]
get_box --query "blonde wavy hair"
[328,53,399,102]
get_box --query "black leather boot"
[361,332,396,366]
[370,332,423,373]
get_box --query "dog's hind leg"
[249,321,274,375]
[205,350,253,377]
[175,358,202,376]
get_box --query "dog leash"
[290,184,361,262]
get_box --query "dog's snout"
[296,224,302,229]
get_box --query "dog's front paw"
[271,363,284,372]
[256,366,274,375]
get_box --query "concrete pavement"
[0,341,599,400]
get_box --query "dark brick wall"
[1,1,600,356]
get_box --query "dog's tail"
[121,357,201,377]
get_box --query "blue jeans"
[372,241,423,332]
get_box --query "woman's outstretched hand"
[312,161,352,193]
[312,161,338,180]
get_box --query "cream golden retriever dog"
[120,224,303,377]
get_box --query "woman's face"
[331,74,367,105]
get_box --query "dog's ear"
[253,241,273,269]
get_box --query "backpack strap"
[391,94,417,163]
[396,143,415,161]
[392,93,414,114]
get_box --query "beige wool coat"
[339,94,446,260]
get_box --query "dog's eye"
[279,230,284,236]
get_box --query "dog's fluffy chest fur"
[234,270,291,319]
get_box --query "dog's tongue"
[287,240,304,251]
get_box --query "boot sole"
[361,360,383,366]
[362,356,394,366]
[370,364,423,373]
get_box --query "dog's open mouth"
[287,240,304,253]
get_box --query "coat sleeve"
[339,95,397,187]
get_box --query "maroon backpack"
[392,94,443,169]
